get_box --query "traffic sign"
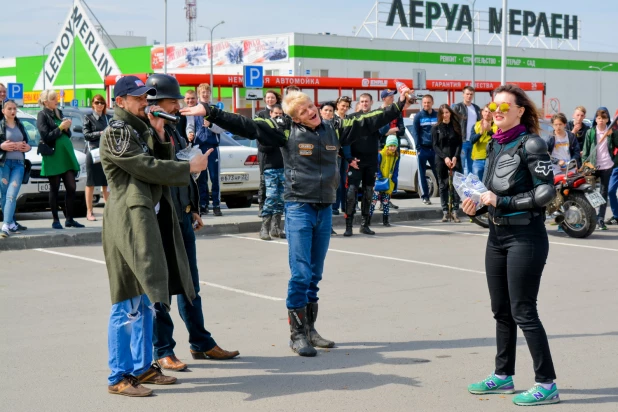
[243,65,264,88]
[215,101,224,110]
[245,89,263,101]
[71,99,79,107]
[7,83,24,106]
[59,89,65,99]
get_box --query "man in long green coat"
[100,76,209,397]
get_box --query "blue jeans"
[0,159,25,225]
[198,145,220,208]
[608,167,618,218]
[108,294,153,385]
[461,141,474,175]
[285,202,332,309]
[471,159,486,181]
[333,157,348,211]
[153,212,217,359]
[263,168,285,216]
[417,147,437,200]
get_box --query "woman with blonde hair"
[469,104,497,180]
[36,89,83,229]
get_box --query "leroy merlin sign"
[386,1,579,40]
[33,0,120,90]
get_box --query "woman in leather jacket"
[36,90,83,229]
[181,89,412,358]
[83,94,110,220]
[463,85,559,406]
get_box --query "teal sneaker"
[468,373,515,394]
[513,383,560,406]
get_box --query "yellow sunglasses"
[488,102,521,114]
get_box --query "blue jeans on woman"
[285,202,332,309]
[471,159,486,181]
[0,159,25,225]
[608,167,618,219]
[107,294,153,385]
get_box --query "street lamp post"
[500,0,508,85]
[589,64,613,107]
[36,41,53,90]
[199,21,225,94]
[470,0,476,88]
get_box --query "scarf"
[379,147,399,194]
[492,124,527,145]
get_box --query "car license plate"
[38,183,65,192]
[221,174,249,183]
[585,191,606,208]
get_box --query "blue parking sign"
[243,65,264,88]
[71,99,79,107]
[7,83,23,99]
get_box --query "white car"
[0,111,96,221]
[218,133,260,208]
[395,118,439,197]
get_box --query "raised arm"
[495,136,555,212]
[339,100,405,146]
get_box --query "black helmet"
[145,74,184,100]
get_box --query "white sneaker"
[1,225,10,238]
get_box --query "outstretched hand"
[180,104,208,117]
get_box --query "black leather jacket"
[83,112,111,150]
[205,101,405,204]
[481,133,555,218]
[452,102,481,141]
[165,123,199,220]
[36,108,71,151]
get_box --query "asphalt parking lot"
[1,220,617,411]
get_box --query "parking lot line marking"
[391,224,618,252]
[33,249,284,301]
[223,235,486,274]
[199,281,284,301]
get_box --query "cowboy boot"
[306,302,335,348]
[288,307,317,357]
[359,216,375,235]
[260,216,272,240]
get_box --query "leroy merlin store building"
[2,21,617,118]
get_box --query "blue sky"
[3,0,616,58]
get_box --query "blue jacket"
[194,116,220,147]
[412,109,438,148]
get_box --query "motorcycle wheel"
[559,192,597,238]
[471,213,490,229]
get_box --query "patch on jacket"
[300,150,313,156]
[325,145,337,150]
[298,143,314,150]
[109,120,125,129]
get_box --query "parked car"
[398,118,439,197]
[217,133,260,208]
[0,111,98,221]
[60,106,91,152]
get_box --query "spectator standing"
[0,100,30,237]
[369,136,400,227]
[582,107,618,230]
[0,83,6,122]
[258,104,286,241]
[36,90,83,229]
[332,96,352,215]
[83,94,110,221]
[567,106,590,148]
[452,86,481,175]
[547,113,581,176]
[179,90,197,143]
[432,104,463,223]
[412,95,439,205]
[470,104,497,181]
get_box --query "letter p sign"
[243,65,264,88]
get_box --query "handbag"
[374,177,390,192]
[22,160,32,184]
[37,140,55,156]
[90,147,101,164]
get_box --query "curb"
[0,208,444,252]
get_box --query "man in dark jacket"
[342,93,383,236]
[451,86,481,176]
[412,95,439,204]
[567,106,590,147]
[181,88,412,358]
[144,74,239,374]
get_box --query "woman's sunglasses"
[488,102,519,114]
[337,96,352,103]
[94,101,105,106]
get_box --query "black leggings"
[48,170,77,221]
[485,215,556,383]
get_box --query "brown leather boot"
[156,355,187,371]
[191,345,240,360]
[108,375,153,397]
[136,364,177,385]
